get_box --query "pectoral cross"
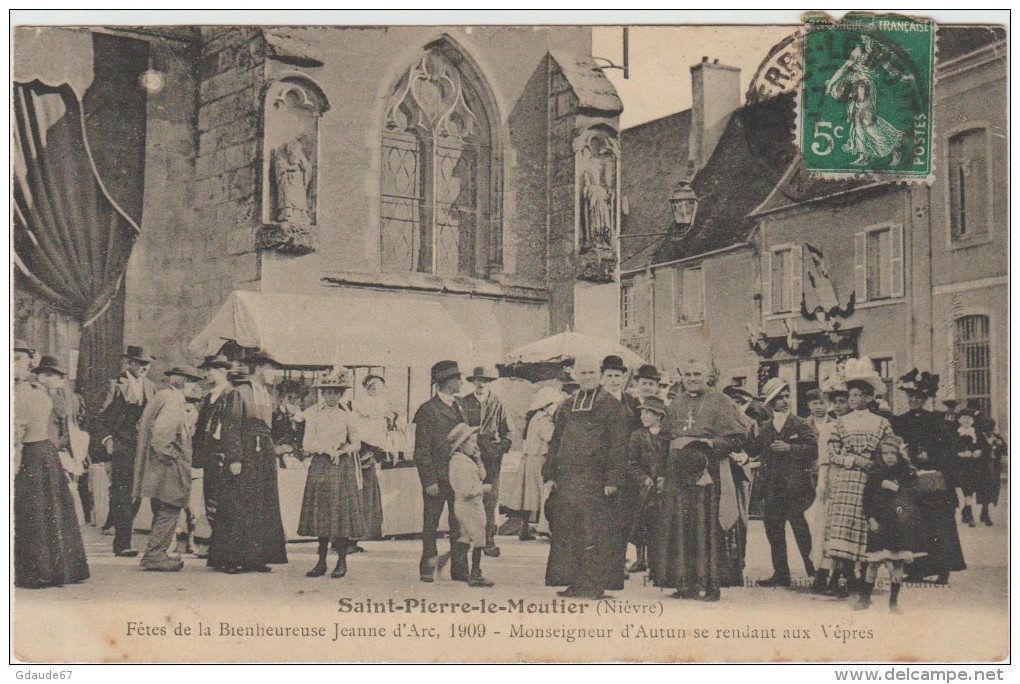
[683,408,696,432]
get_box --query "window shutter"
[854,232,868,303]
[761,250,773,315]
[890,224,904,297]
[790,245,803,311]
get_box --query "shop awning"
[188,290,474,368]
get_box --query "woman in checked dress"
[820,358,893,597]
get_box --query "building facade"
[620,28,1007,431]
[14,26,625,416]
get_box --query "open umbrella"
[498,331,647,382]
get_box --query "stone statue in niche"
[272,138,312,225]
[578,138,615,251]
[574,127,619,283]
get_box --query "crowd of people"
[12,340,1007,615]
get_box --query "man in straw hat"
[543,355,629,600]
[413,360,470,583]
[746,377,818,587]
[133,365,204,571]
[460,365,512,558]
[95,345,157,558]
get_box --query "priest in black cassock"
[657,359,749,601]
[543,355,629,600]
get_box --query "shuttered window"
[762,245,802,314]
[949,128,990,240]
[854,224,904,302]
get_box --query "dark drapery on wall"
[12,80,139,411]
[12,32,148,413]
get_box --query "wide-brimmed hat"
[446,423,480,453]
[243,349,279,367]
[722,385,756,405]
[33,355,67,376]
[638,395,667,416]
[942,399,959,409]
[123,345,154,364]
[761,377,790,406]
[466,365,499,382]
[842,357,886,396]
[897,368,940,398]
[601,355,628,374]
[198,354,232,370]
[635,364,661,382]
[314,368,352,389]
[431,360,462,385]
[820,375,848,396]
[13,339,34,354]
[164,365,204,383]
[529,386,565,412]
[363,373,385,388]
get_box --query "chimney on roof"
[688,58,741,173]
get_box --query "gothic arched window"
[380,43,497,277]
[262,77,328,227]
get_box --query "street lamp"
[669,181,699,232]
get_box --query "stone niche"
[256,76,328,255]
[547,52,623,284]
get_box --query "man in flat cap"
[413,360,470,583]
[460,365,512,558]
[95,345,157,557]
[134,365,204,571]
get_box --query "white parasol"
[499,331,646,382]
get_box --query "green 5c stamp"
[800,12,935,179]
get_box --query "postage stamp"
[799,12,935,179]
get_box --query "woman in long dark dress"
[889,370,965,583]
[13,340,89,588]
[207,353,288,574]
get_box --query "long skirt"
[501,451,545,522]
[358,460,383,540]
[822,466,869,563]
[978,458,1002,506]
[956,458,986,498]
[906,489,966,578]
[207,448,288,570]
[15,441,90,588]
[298,455,366,540]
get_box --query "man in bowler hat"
[413,361,470,582]
[95,345,157,557]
